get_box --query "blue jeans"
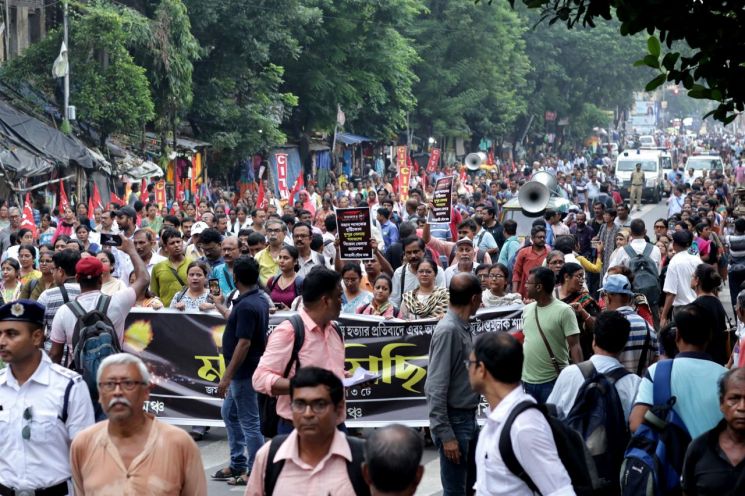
[523,379,556,404]
[220,378,264,473]
[432,409,478,496]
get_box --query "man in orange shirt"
[512,225,549,298]
[70,353,206,495]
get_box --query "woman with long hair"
[170,261,214,312]
[17,244,41,285]
[75,224,101,254]
[0,258,22,303]
[691,263,729,365]
[399,258,449,320]
[5,228,34,262]
[357,274,398,317]
[341,263,372,314]
[266,245,303,310]
[52,206,77,243]
[96,251,127,295]
[482,263,522,308]
[20,249,53,300]
[54,235,70,252]
[556,262,600,358]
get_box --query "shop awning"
[336,132,374,145]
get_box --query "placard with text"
[429,175,453,223]
[336,207,373,260]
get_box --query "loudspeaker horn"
[465,152,487,171]
[518,171,557,214]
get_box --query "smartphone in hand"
[100,233,123,247]
[208,278,221,296]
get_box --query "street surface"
[194,196,733,495]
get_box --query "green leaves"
[645,74,666,91]
[647,36,661,58]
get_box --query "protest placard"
[429,175,454,223]
[336,207,373,259]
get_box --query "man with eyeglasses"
[254,218,287,285]
[291,222,325,279]
[0,299,94,496]
[247,367,370,496]
[70,353,206,494]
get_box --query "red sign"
[276,153,289,200]
[155,179,166,208]
[426,148,441,173]
[396,146,410,201]
[21,193,37,238]
[545,111,557,121]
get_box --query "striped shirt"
[617,305,658,375]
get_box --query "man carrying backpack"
[245,367,370,496]
[605,219,661,327]
[467,332,576,496]
[48,237,150,416]
[546,311,641,490]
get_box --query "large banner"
[122,306,524,426]
[275,152,289,200]
[396,146,411,201]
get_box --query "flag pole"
[60,0,71,134]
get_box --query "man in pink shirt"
[246,367,368,496]
[253,266,346,433]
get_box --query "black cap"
[0,300,45,327]
[115,206,137,218]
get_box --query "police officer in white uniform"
[0,300,94,496]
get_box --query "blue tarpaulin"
[336,132,374,145]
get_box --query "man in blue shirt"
[213,256,270,485]
[377,207,399,249]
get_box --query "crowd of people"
[1,134,745,494]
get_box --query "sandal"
[211,467,244,481]
[227,475,249,486]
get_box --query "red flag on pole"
[256,180,267,209]
[288,172,304,203]
[140,179,148,203]
[109,192,125,207]
[58,180,69,213]
[21,193,37,238]
[87,195,95,224]
[92,183,103,210]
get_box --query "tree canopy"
[503,0,745,124]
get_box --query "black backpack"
[623,244,660,304]
[264,434,369,496]
[67,295,122,402]
[563,361,631,488]
[257,314,342,438]
[499,401,602,496]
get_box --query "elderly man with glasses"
[70,353,206,494]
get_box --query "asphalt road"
[194,196,732,496]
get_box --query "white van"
[615,149,671,203]
[684,154,724,181]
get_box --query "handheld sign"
[336,207,373,260]
[428,176,454,224]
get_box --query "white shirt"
[663,250,702,306]
[144,252,167,276]
[546,354,641,420]
[0,352,94,490]
[50,288,137,351]
[667,194,685,217]
[605,238,663,282]
[322,232,336,270]
[475,387,575,496]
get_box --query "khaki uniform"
[630,170,645,210]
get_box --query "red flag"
[109,192,126,207]
[140,179,148,203]
[256,180,267,209]
[175,178,183,204]
[58,180,69,213]
[288,171,304,203]
[92,183,103,210]
[87,196,95,224]
[21,193,37,238]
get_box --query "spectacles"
[290,399,331,414]
[463,360,480,369]
[293,234,309,239]
[343,278,359,284]
[21,407,32,440]
[98,380,147,392]
[490,274,505,279]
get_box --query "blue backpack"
[619,359,691,496]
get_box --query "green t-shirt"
[521,299,580,384]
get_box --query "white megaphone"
[518,171,557,214]
[465,152,487,171]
